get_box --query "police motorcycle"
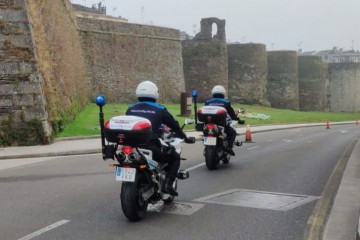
[96,94,195,221]
[197,106,243,170]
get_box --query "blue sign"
[192,90,198,98]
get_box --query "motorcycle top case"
[198,106,227,125]
[104,115,152,146]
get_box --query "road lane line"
[18,220,70,240]
[185,163,205,171]
[247,146,260,150]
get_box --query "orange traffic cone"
[356,119,359,125]
[245,124,252,142]
[325,120,330,129]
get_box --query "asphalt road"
[1,125,359,240]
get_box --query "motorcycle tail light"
[207,124,215,130]
[122,146,133,155]
[205,123,218,135]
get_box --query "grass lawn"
[57,103,360,138]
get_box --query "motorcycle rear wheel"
[205,146,220,170]
[120,172,149,221]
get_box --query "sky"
[70,0,360,52]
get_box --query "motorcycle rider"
[126,80,188,196]
[204,85,245,156]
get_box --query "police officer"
[205,85,245,156]
[126,80,187,196]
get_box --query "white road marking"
[18,220,70,240]
[185,163,205,171]
[247,146,260,150]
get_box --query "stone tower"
[228,43,270,106]
[182,17,228,102]
[267,51,299,110]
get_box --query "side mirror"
[96,94,106,107]
[184,118,195,125]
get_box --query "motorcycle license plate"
[116,167,136,182]
[204,136,217,146]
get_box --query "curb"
[0,149,101,160]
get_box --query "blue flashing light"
[192,90,198,98]
[96,94,106,107]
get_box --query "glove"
[238,119,245,124]
[177,131,187,139]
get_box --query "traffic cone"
[356,119,359,125]
[245,124,252,142]
[325,120,330,129]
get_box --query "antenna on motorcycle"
[96,94,107,160]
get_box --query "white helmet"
[136,80,159,100]
[211,85,226,97]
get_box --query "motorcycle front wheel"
[204,146,220,170]
[120,172,149,221]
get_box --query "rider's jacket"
[126,100,184,140]
[204,98,238,120]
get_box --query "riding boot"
[226,145,235,156]
[163,177,178,196]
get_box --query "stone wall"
[228,43,269,106]
[0,0,50,145]
[76,16,185,103]
[0,0,90,146]
[298,56,329,111]
[267,51,299,110]
[328,63,360,112]
[182,18,228,102]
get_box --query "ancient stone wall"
[267,51,299,110]
[227,43,270,106]
[0,0,90,146]
[182,18,228,102]
[27,0,90,127]
[298,56,329,111]
[328,63,360,112]
[76,16,185,103]
[0,0,50,145]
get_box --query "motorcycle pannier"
[104,115,152,146]
[198,106,227,125]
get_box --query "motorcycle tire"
[205,146,220,170]
[120,172,149,221]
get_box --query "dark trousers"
[149,139,180,179]
[225,125,236,148]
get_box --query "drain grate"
[193,189,319,211]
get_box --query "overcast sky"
[70,0,360,52]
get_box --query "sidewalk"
[0,122,343,160]
[0,121,359,239]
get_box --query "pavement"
[0,121,359,239]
